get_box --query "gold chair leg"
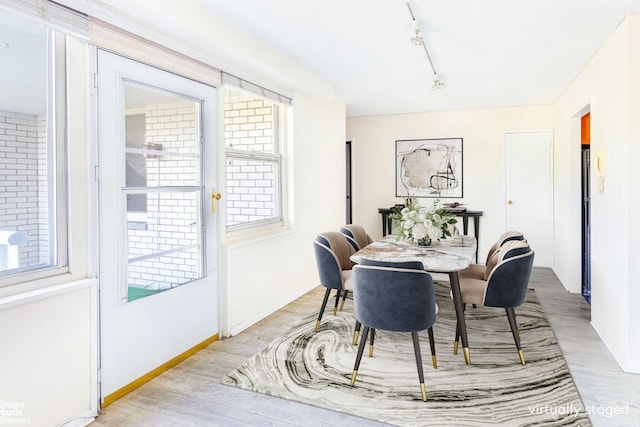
[352,330,359,345]
[368,344,374,357]
[420,383,427,402]
[453,340,459,355]
[333,307,337,316]
[432,355,438,369]
[314,320,321,332]
[350,370,358,386]
[339,290,348,311]
[518,350,526,365]
[463,347,471,365]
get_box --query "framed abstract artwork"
[395,138,463,198]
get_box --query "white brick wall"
[224,91,278,226]
[0,110,50,271]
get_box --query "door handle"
[508,200,514,205]
[212,190,222,213]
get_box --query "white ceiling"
[195,0,640,117]
[4,1,640,118]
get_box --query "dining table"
[350,234,477,364]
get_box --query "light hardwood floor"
[91,268,639,427]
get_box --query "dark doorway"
[581,113,591,304]
[346,140,353,224]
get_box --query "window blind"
[89,17,222,88]
[0,0,88,38]
[222,72,292,105]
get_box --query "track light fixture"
[432,74,445,90]
[410,29,423,46]
[404,0,445,90]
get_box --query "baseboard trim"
[102,333,219,407]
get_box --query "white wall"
[627,13,640,376]
[346,106,554,262]
[0,281,97,427]
[554,15,640,374]
[223,93,346,333]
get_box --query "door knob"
[508,200,513,205]
[212,190,222,213]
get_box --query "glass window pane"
[224,86,286,230]
[226,157,278,226]
[127,191,202,301]
[0,10,63,278]
[223,90,276,153]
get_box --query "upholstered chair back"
[316,231,356,270]
[313,232,356,291]
[484,230,525,265]
[353,263,436,333]
[483,241,535,308]
[340,224,374,251]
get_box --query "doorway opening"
[581,113,591,304]
[346,139,353,224]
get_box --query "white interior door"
[97,50,219,400]
[504,130,553,267]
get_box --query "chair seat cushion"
[458,263,486,280]
[341,270,353,291]
[459,276,488,306]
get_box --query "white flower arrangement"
[391,198,457,245]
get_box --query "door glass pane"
[127,191,202,301]
[123,82,203,302]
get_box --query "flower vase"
[417,238,431,247]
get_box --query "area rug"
[221,282,591,426]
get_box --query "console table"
[378,206,483,262]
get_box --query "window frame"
[0,27,69,287]
[223,86,290,234]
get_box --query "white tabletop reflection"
[350,235,476,273]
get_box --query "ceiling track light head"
[410,29,423,46]
[432,74,445,90]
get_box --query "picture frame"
[396,138,463,198]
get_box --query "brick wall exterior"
[126,101,201,291]
[224,92,278,226]
[0,110,50,271]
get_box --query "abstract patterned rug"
[221,282,591,426]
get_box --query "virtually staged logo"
[528,403,630,419]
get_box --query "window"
[223,84,290,231]
[0,9,67,284]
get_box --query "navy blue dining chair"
[456,240,535,365]
[313,231,356,332]
[350,260,437,402]
[459,230,525,281]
